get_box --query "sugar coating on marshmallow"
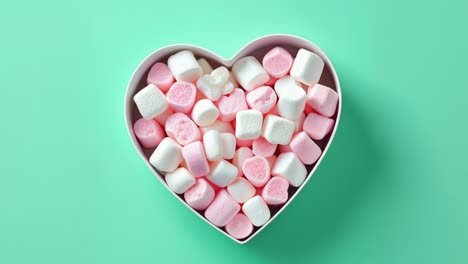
[165,113,201,146]
[147,62,175,93]
[133,118,165,148]
[227,177,256,203]
[149,137,183,172]
[184,178,215,210]
[166,81,197,114]
[262,47,294,78]
[225,213,253,240]
[167,50,202,82]
[246,86,277,114]
[232,147,253,177]
[272,152,307,187]
[306,84,339,117]
[289,131,322,165]
[262,176,289,205]
[205,190,241,227]
[235,109,263,140]
[197,66,234,101]
[182,141,210,177]
[191,99,219,126]
[274,75,302,97]
[154,107,173,126]
[252,137,277,157]
[242,196,270,227]
[290,48,324,85]
[232,56,269,91]
[133,84,169,119]
[216,88,248,122]
[199,120,234,135]
[165,168,195,194]
[277,84,306,120]
[242,156,271,188]
[261,114,295,145]
[221,133,236,159]
[197,58,213,75]
[303,112,335,140]
[206,160,238,187]
[203,130,223,161]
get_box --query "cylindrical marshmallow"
[272,152,307,187]
[290,48,324,85]
[147,62,175,92]
[182,141,210,177]
[262,176,289,205]
[166,81,197,114]
[274,75,302,97]
[289,132,322,165]
[221,133,236,159]
[197,58,213,74]
[252,137,277,157]
[225,213,253,240]
[232,147,254,177]
[242,196,271,227]
[184,178,215,210]
[306,84,339,117]
[133,118,165,148]
[235,109,263,140]
[227,177,256,203]
[203,130,223,161]
[261,114,295,145]
[167,50,202,82]
[133,84,169,119]
[277,85,306,120]
[165,113,201,146]
[199,120,234,135]
[232,56,269,91]
[165,167,195,194]
[206,160,238,187]
[262,47,294,78]
[205,190,241,227]
[246,86,277,114]
[191,99,219,126]
[149,137,183,172]
[303,112,335,140]
[216,88,248,122]
[242,156,271,187]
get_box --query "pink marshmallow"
[246,86,277,114]
[242,156,271,187]
[225,213,253,240]
[166,81,197,114]
[147,62,175,93]
[266,155,277,168]
[264,76,277,86]
[278,144,292,153]
[252,137,277,157]
[262,176,289,205]
[232,147,254,177]
[153,107,173,126]
[306,84,339,117]
[236,138,253,148]
[133,118,165,148]
[184,178,215,210]
[216,88,247,122]
[262,47,294,78]
[165,113,201,145]
[205,190,241,227]
[304,103,314,115]
[289,131,322,165]
[182,141,210,177]
[303,112,335,140]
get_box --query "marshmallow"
[197,66,234,101]
[154,107,173,126]
[133,118,165,148]
[191,99,219,126]
[228,70,239,88]
[221,133,236,159]
[167,50,202,82]
[261,114,295,145]
[166,81,197,114]
[266,155,277,168]
[206,160,238,187]
[262,176,289,205]
[235,109,263,140]
[147,62,175,92]
[246,86,277,114]
[232,147,254,177]
[242,196,270,226]
[242,156,271,187]
[197,58,213,74]
[205,190,241,227]
[165,113,201,146]
[236,138,253,148]
[278,143,292,153]
[182,141,210,177]
[265,76,277,86]
[292,112,306,133]
[252,137,277,157]
[277,84,306,120]
[199,120,234,135]
[165,168,195,194]
[203,130,223,161]
[289,131,322,165]
[304,103,314,115]
[303,112,335,140]
[232,56,269,91]
[225,213,253,240]
[149,137,183,172]
[133,84,169,119]
[184,178,215,210]
[262,47,294,78]
[290,48,324,85]
[306,84,339,117]
[274,75,302,97]
[227,177,256,203]
[272,152,307,187]
[216,88,248,122]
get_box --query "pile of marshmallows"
[132,47,338,240]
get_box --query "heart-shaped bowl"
[124,34,342,244]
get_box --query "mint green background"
[1,0,467,263]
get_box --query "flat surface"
[1,1,467,263]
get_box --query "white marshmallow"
[261,115,295,145]
[272,152,307,187]
[133,84,169,119]
[242,196,271,226]
[199,120,234,135]
[165,168,195,194]
[232,147,254,177]
[274,76,302,97]
[206,160,238,187]
[227,178,256,203]
[290,49,324,85]
[203,130,223,161]
[191,99,219,126]
[277,85,306,120]
[221,133,236,159]
[149,137,183,172]
[235,109,263,140]
[232,56,269,91]
[196,66,234,101]
[292,112,306,133]
[168,50,202,82]
[197,58,213,74]
[228,70,239,88]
